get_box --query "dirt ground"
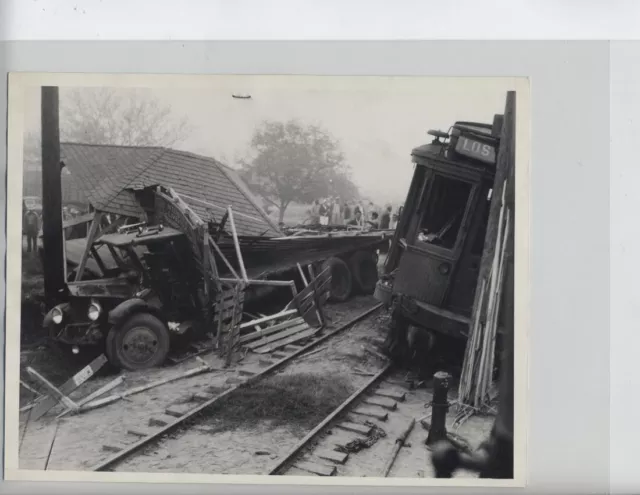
[18,296,390,473]
[17,253,494,478]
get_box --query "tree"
[59,88,191,147]
[240,120,359,223]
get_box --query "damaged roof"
[60,143,281,237]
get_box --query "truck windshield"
[417,174,472,249]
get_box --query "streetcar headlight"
[88,300,102,321]
[52,307,64,325]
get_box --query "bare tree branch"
[58,88,192,148]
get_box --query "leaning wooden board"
[29,354,108,420]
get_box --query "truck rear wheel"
[322,257,353,302]
[350,251,379,295]
[106,313,170,371]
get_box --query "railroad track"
[265,364,416,477]
[91,302,384,472]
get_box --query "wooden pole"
[41,86,66,308]
[460,91,516,408]
[227,207,248,282]
[74,213,103,281]
[381,417,416,477]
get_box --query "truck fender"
[108,298,164,327]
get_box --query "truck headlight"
[88,300,102,321]
[52,307,64,324]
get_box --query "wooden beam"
[26,367,78,412]
[62,212,95,229]
[41,86,66,307]
[74,212,103,282]
[227,207,248,282]
[30,354,108,420]
[209,237,240,280]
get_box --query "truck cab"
[378,119,501,343]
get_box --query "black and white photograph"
[4,73,529,486]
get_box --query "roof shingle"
[60,143,280,237]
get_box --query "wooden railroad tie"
[316,449,349,465]
[364,396,398,411]
[351,406,389,421]
[293,460,337,476]
[336,421,373,435]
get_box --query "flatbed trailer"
[42,185,389,370]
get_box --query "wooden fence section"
[292,266,332,328]
[216,282,246,365]
[236,268,332,355]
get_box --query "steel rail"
[91,302,383,472]
[266,362,393,476]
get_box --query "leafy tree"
[240,120,359,223]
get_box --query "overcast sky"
[23,76,519,205]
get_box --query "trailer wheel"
[350,251,379,295]
[106,313,170,371]
[322,257,353,302]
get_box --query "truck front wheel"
[106,313,171,371]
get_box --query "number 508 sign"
[455,136,497,165]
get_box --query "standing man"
[380,205,392,230]
[24,209,40,253]
[309,199,321,224]
[343,201,352,223]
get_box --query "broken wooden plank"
[244,323,310,350]
[271,351,288,359]
[26,367,78,412]
[78,364,211,413]
[20,380,42,396]
[252,328,318,354]
[239,309,298,330]
[365,396,398,411]
[374,390,406,402]
[58,375,125,418]
[294,461,336,476]
[352,406,389,421]
[30,354,108,420]
[336,421,373,435]
[316,449,349,465]
[238,317,304,344]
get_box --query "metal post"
[41,86,66,308]
[426,371,451,446]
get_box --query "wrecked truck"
[43,185,388,370]
[376,119,504,359]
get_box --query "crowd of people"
[307,197,403,230]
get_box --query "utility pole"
[41,87,66,308]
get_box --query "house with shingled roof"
[59,143,281,238]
